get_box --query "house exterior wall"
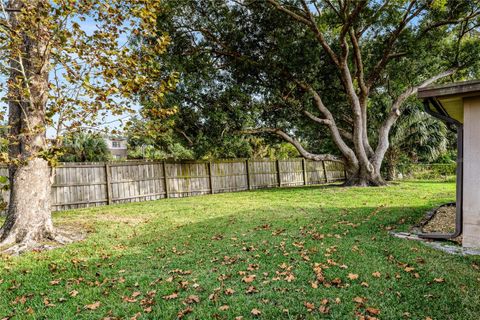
[105,137,128,160]
[463,96,480,248]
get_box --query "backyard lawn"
[1,181,479,319]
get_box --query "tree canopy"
[145,0,480,185]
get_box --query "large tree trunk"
[344,161,385,187]
[0,0,58,251]
[0,159,54,245]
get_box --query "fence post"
[276,159,281,187]
[322,160,329,183]
[162,161,169,198]
[208,161,214,194]
[105,162,112,205]
[246,159,251,190]
[302,158,307,185]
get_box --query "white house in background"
[104,136,128,160]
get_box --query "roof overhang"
[418,80,480,125]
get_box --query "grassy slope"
[0,181,479,319]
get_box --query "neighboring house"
[104,136,128,160]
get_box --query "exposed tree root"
[343,176,387,187]
[0,227,86,255]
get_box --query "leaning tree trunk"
[0,0,56,250]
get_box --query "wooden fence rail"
[0,158,345,212]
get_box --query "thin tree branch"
[303,110,332,125]
[366,0,426,89]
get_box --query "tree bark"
[0,158,54,245]
[344,161,385,187]
[0,0,56,250]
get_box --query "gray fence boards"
[279,159,305,187]
[211,161,248,193]
[0,158,345,212]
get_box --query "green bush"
[407,163,456,181]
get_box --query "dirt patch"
[421,205,462,244]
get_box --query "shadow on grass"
[2,197,476,319]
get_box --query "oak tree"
[154,0,480,186]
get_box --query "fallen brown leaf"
[162,292,178,300]
[246,286,258,294]
[185,295,200,304]
[304,301,315,312]
[366,307,381,315]
[225,288,235,295]
[177,307,193,319]
[353,297,366,304]
[84,301,101,310]
[251,308,262,316]
[348,273,359,280]
[319,305,330,314]
[242,275,256,283]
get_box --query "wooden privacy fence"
[0,158,346,212]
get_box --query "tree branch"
[366,0,426,89]
[296,81,358,167]
[241,127,339,161]
[372,67,458,171]
[267,0,340,65]
[420,10,480,36]
[303,110,332,125]
[265,0,311,25]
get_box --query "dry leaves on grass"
[225,288,235,295]
[353,297,367,304]
[366,307,381,316]
[184,295,200,304]
[242,275,256,283]
[246,286,258,294]
[251,308,262,316]
[84,301,100,310]
[49,279,61,285]
[162,292,178,300]
[348,273,359,280]
[177,306,193,319]
[304,302,315,312]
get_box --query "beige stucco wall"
[463,96,480,248]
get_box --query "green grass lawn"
[1,181,479,319]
